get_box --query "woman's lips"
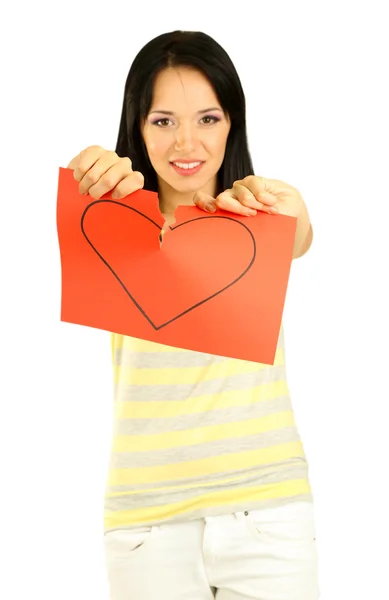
[170,161,205,176]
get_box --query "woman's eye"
[152,116,220,127]
[201,116,220,125]
[155,118,172,127]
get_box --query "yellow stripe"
[107,440,305,485]
[113,350,285,385]
[115,380,290,419]
[104,478,311,528]
[106,461,295,498]
[112,410,295,452]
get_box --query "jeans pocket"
[104,525,157,557]
[245,502,317,544]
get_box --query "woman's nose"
[174,124,197,153]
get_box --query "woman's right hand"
[67,145,144,199]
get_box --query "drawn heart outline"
[80,200,256,330]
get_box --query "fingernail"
[247,209,257,216]
[269,206,279,214]
[205,202,216,213]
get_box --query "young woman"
[67,30,318,600]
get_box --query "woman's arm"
[292,199,313,259]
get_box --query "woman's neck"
[157,176,217,221]
[158,188,195,217]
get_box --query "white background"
[1,2,388,599]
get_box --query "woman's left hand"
[193,175,305,219]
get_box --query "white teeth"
[173,161,201,169]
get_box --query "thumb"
[193,191,217,213]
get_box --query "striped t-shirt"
[103,325,312,533]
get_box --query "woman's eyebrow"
[149,107,223,115]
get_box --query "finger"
[71,145,106,182]
[86,154,138,199]
[82,156,138,199]
[251,191,279,213]
[216,190,257,216]
[234,180,278,211]
[78,151,123,196]
[255,191,279,210]
[232,182,271,212]
[240,174,293,201]
[110,170,145,199]
[193,191,217,213]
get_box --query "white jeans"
[104,501,320,600]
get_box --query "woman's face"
[142,67,231,200]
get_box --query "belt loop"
[234,510,249,521]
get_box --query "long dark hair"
[115,30,255,194]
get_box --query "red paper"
[56,167,297,364]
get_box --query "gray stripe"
[106,456,307,494]
[114,326,285,369]
[105,464,308,511]
[114,349,229,369]
[116,396,293,436]
[110,426,301,469]
[114,365,287,402]
[277,325,285,350]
